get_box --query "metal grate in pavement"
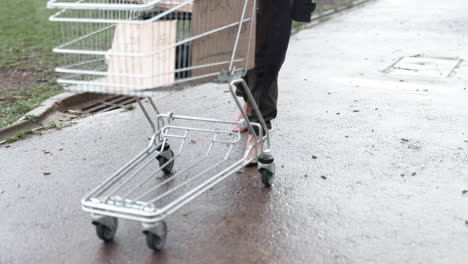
[67,95,140,115]
[385,55,462,78]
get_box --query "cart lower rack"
[48,0,276,251]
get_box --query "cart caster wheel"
[258,153,275,188]
[260,169,274,188]
[143,221,167,251]
[93,217,118,242]
[157,149,175,174]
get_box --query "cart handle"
[47,0,192,12]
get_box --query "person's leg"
[234,0,268,132]
[245,76,278,164]
[236,0,290,131]
[243,0,292,164]
[232,102,249,132]
[247,76,278,132]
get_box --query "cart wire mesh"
[82,112,250,223]
[47,0,266,223]
[48,0,256,97]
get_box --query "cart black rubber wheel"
[260,169,274,188]
[145,222,167,251]
[95,219,118,242]
[157,149,175,174]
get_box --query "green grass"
[48,122,58,129]
[0,82,62,128]
[25,114,39,123]
[4,129,39,143]
[0,0,63,128]
[0,0,60,70]
[122,104,136,112]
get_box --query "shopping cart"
[47,0,275,251]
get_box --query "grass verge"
[0,82,62,128]
[4,129,42,143]
[0,0,62,128]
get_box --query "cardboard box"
[191,0,256,80]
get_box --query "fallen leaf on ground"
[235,170,243,174]
[412,172,417,176]
[190,140,197,144]
[400,174,405,177]
[312,155,318,159]
[401,138,409,142]
[43,172,51,175]
[321,176,327,180]
[353,110,360,113]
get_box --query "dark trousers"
[236,0,292,131]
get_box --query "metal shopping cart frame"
[48,0,276,251]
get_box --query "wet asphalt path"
[1,0,468,263]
